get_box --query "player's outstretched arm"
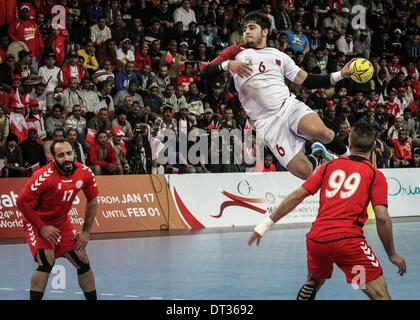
[373,205,407,276]
[74,198,98,251]
[293,58,356,89]
[248,187,310,246]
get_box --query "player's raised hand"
[340,58,358,78]
[228,61,252,78]
[248,231,262,246]
[74,231,90,251]
[389,254,407,276]
[40,225,61,244]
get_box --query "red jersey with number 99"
[302,155,388,242]
[17,162,99,230]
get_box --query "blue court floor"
[0,220,419,300]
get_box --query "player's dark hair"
[50,138,74,156]
[243,11,271,31]
[349,123,375,152]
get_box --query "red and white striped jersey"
[17,161,99,230]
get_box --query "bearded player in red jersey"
[16,139,99,300]
[248,123,406,300]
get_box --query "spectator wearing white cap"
[116,38,135,67]
[353,30,371,59]
[7,5,44,69]
[110,127,129,174]
[336,7,350,34]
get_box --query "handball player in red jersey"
[249,123,406,300]
[17,139,99,300]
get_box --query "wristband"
[254,216,275,236]
[331,71,344,83]
[221,60,230,71]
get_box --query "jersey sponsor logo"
[75,180,84,189]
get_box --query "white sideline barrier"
[165,169,420,229]
[382,168,420,217]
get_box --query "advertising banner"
[0,175,187,239]
[166,172,320,229]
[382,168,420,217]
[167,169,420,229]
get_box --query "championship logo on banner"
[167,172,321,229]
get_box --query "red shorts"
[23,219,77,259]
[306,237,383,285]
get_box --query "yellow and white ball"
[349,58,374,83]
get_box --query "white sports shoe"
[311,142,336,162]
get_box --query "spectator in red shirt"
[384,89,401,117]
[8,5,44,68]
[59,52,86,88]
[253,153,277,172]
[386,55,402,79]
[391,128,412,167]
[134,42,152,72]
[88,130,122,175]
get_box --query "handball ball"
[349,58,374,83]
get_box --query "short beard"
[55,160,75,176]
[245,33,264,48]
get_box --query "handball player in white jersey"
[201,11,355,179]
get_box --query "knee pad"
[68,250,91,275]
[36,249,54,273]
[296,284,317,300]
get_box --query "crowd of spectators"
[0,0,420,177]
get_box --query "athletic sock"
[325,135,350,156]
[307,154,319,171]
[84,290,97,300]
[30,290,44,300]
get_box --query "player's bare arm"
[248,187,311,246]
[74,197,98,251]
[293,58,356,88]
[374,205,407,276]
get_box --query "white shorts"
[254,96,316,168]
